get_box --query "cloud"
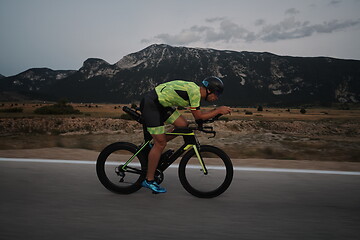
[260,17,360,42]
[254,19,266,26]
[142,18,255,45]
[329,0,342,6]
[205,19,253,42]
[154,30,203,45]
[142,16,360,45]
[206,17,226,23]
[285,8,300,15]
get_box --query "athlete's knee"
[154,139,167,149]
[174,115,189,128]
[152,134,167,149]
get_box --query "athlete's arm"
[191,106,231,120]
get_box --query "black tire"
[178,145,233,198]
[96,142,146,194]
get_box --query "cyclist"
[140,76,232,193]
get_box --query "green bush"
[0,107,23,113]
[34,103,81,115]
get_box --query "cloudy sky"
[1,0,360,76]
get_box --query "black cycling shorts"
[140,90,180,134]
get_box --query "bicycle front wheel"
[178,145,233,198]
[96,142,146,194]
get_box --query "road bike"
[96,106,233,198]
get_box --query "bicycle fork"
[184,144,208,175]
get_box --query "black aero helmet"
[202,76,224,96]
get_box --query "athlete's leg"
[172,114,188,127]
[145,114,188,181]
[163,108,189,141]
[166,115,189,141]
[139,91,169,192]
[147,133,167,181]
[139,91,166,183]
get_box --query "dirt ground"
[1,119,360,171]
[1,105,359,171]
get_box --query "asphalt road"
[0,160,359,240]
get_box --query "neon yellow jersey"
[155,80,201,110]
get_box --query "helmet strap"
[205,89,210,101]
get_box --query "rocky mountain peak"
[0,44,359,105]
[81,58,110,69]
[116,44,172,69]
[79,58,115,80]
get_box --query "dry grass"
[1,102,360,120]
[0,102,359,162]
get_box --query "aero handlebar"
[193,114,222,138]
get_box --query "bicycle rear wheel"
[178,145,233,198]
[96,142,146,194]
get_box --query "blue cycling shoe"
[141,180,167,193]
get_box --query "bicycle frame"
[120,128,208,175]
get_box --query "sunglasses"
[206,89,221,97]
[213,91,221,97]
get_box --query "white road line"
[1,157,360,176]
[232,166,360,176]
[0,157,95,165]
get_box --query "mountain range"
[1,44,359,106]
